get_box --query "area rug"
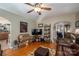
[27,46,56,56]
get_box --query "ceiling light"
[34,7,41,12]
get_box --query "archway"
[0,17,11,50]
[53,21,71,40]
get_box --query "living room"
[0,3,79,56]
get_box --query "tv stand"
[32,35,41,42]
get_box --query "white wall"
[37,14,76,42]
[0,9,36,48]
[0,8,78,48]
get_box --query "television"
[32,29,42,35]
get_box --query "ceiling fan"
[25,3,52,15]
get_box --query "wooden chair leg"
[61,45,65,56]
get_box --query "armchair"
[17,34,32,47]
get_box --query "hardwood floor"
[3,42,56,56]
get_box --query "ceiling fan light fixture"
[26,3,52,15]
[34,7,41,12]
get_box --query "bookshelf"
[37,24,51,42]
[44,24,51,42]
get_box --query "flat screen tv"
[32,29,42,35]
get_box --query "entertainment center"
[31,24,51,43]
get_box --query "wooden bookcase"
[38,24,51,42]
[44,24,51,42]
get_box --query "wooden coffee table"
[34,47,49,56]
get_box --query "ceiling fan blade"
[25,3,34,7]
[27,9,34,13]
[35,3,39,6]
[41,7,52,10]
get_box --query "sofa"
[16,34,32,48]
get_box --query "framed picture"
[38,23,43,27]
[75,21,79,28]
[20,21,28,33]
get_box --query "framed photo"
[20,21,28,33]
[75,21,79,28]
[38,23,43,27]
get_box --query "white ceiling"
[0,3,79,20]
[47,3,79,17]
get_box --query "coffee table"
[34,47,49,56]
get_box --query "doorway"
[53,21,71,40]
[0,17,11,50]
